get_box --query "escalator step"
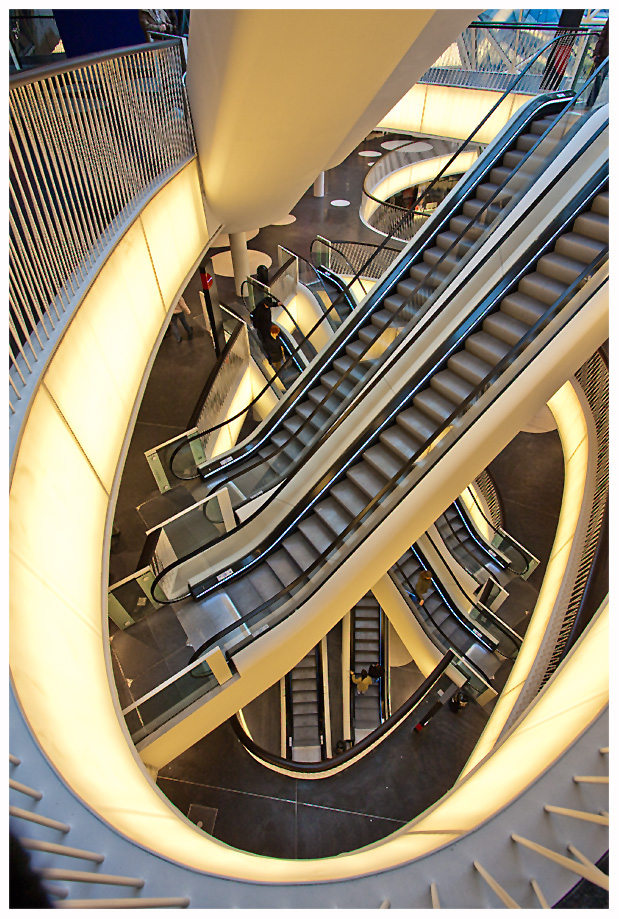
[372,308,406,329]
[308,384,342,414]
[292,701,319,715]
[314,497,353,536]
[499,292,548,327]
[379,425,420,463]
[447,350,493,385]
[396,406,438,443]
[537,252,589,285]
[249,564,285,601]
[266,548,303,587]
[321,371,355,397]
[330,479,368,519]
[332,355,365,384]
[292,691,318,705]
[413,388,455,424]
[291,678,317,692]
[435,230,474,257]
[430,369,476,406]
[465,331,511,366]
[293,713,319,728]
[518,271,567,306]
[346,461,388,499]
[363,444,402,482]
[483,312,530,347]
[591,192,608,217]
[281,532,319,571]
[573,211,608,244]
[555,231,607,264]
[297,515,335,553]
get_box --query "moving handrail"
[161,44,587,485]
[229,652,454,775]
[457,489,532,576]
[422,529,523,656]
[159,182,608,624]
[164,84,601,504]
[138,196,607,736]
[390,550,498,685]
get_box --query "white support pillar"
[229,232,250,297]
[313,171,325,197]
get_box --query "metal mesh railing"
[421,24,601,93]
[9,40,195,414]
[474,469,504,529]
[540,350,609,684]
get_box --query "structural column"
[313,171,325,197]
[229,232,250,297]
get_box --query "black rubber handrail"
[161,97,605,596]
[169,90,581,489]
[154,165,608,613]
[229,651,454,773]
[164,48,580,484]
[390,556,497,686]
[422,529,522,655]
[455,491,529,576]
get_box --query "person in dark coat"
[250,297,273,345]
[264,325,285,371]
[368,662,384,680]
[587,20,609,107]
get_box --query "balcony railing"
[9,39,195,417]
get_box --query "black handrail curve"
[435,501,508,585]
[422,528,522,655]
[389,553,497,684]
[167,83,600,501]
[229,651,454,774]
[162,176,608,625]
[167,89,584,489]
[456,490,530,576]
[164,45,582,485]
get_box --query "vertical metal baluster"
[109,57,147,201]
[9,156,63,322]
[52,71,100,260]
[144,50,169,176]
[35,80,91,284]
[72,67,115,240]
[9,339,28,385]
[93,61,131,220]
[9,265,48,349]
[10,95,76,306]
[8,314,35,373]
[101,58,139,209]
[159,49,181,166]
[86,63,124,235]
[132,51,160,186]
[9,254,54,339]
[25,82,86,286]
[58,70,107,259]
[116,54,150,193]
[8,219,58,329]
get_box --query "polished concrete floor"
[107,130,580,874]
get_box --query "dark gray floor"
[107,130,574,874]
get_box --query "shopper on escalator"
[351,669,373,694]
[264,325,285,373]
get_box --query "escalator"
[183,168,606,604]
[169,91,584,500]
[138,91,607,751]
[284,645,325,762]
[350,595,386,742]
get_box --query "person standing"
[587,19,609,107]
[350,669,373,694]
[414,570,433,606]
[170,296,193,343]
[139,9,176,40]
[264,325,285,372]
[249,296,273,347]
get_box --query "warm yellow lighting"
[460,381,591,776]
[210,368,254,457]
[379,83,531,144]
[459,485,493,543]
[364,151,479,222]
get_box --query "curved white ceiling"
[186,9,481,233]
